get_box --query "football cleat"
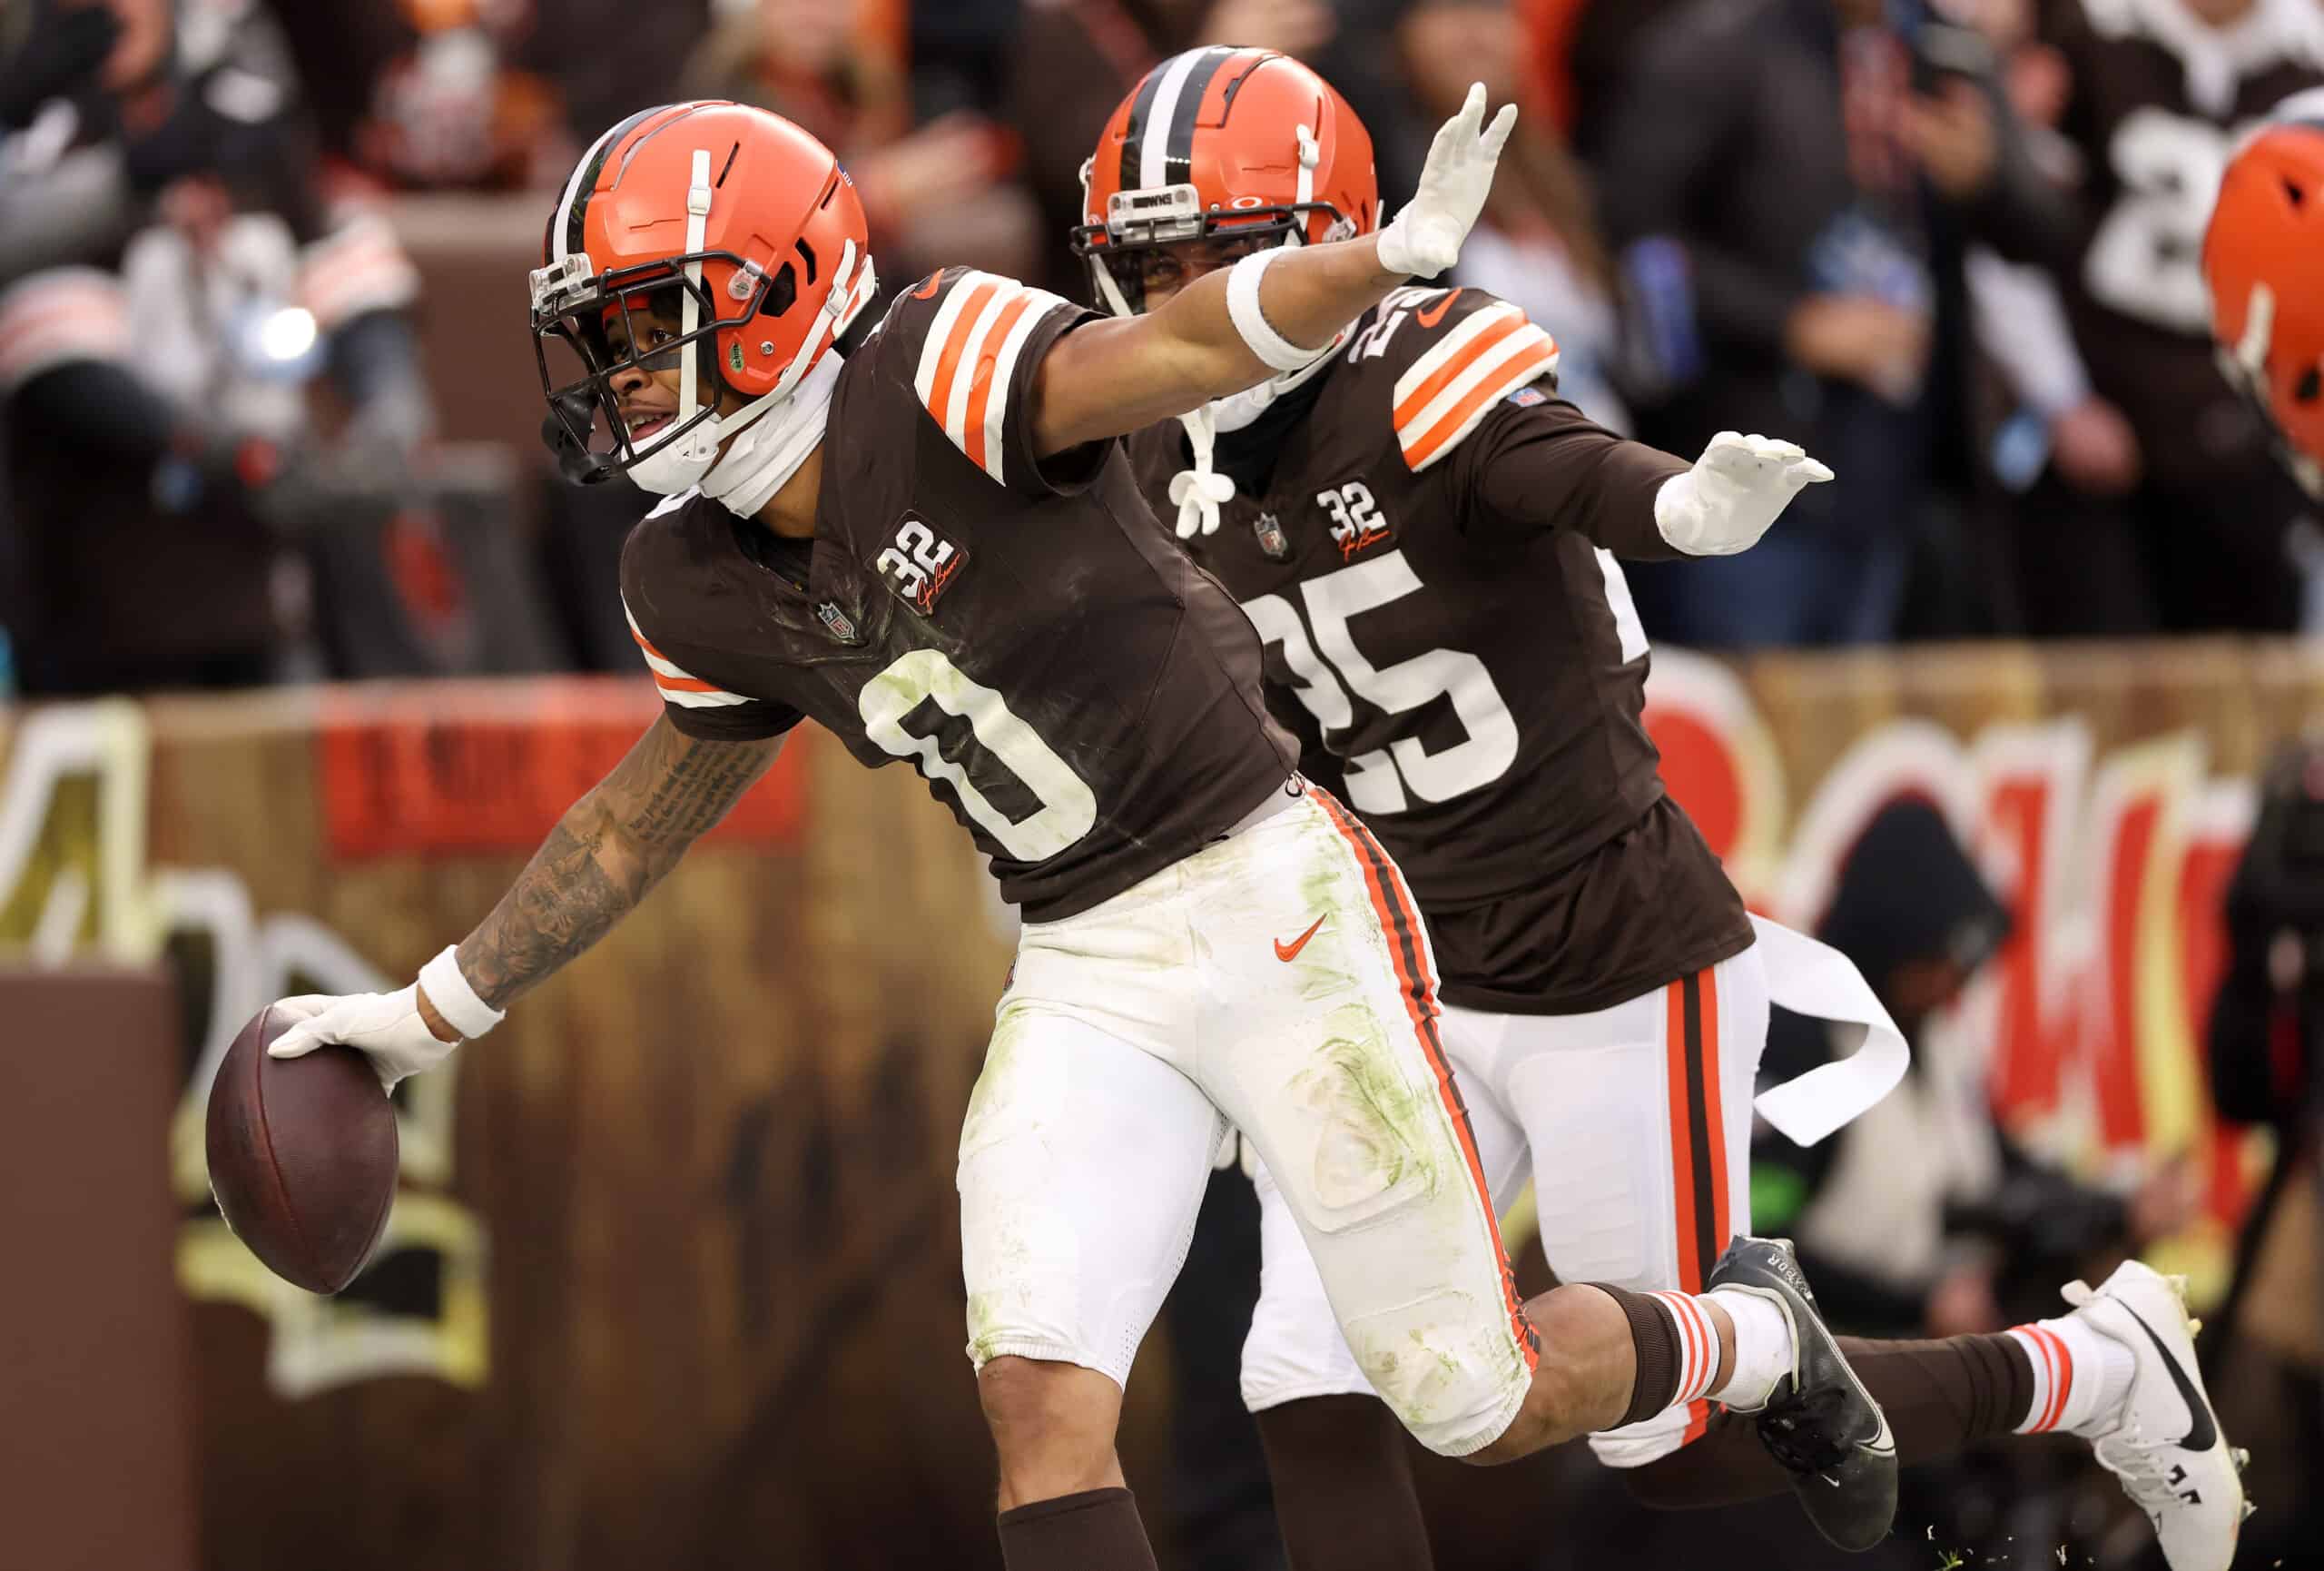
[1710,1236,1898,1552]
[2057,1261,2245,1571]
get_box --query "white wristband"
[418,944,505,1041]
[1226,249,1324,373]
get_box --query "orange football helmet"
[2204,105,2324,498]
[530,101,877,485]
[1072,46,1377,315]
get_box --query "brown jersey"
[2046,0,2324,480]
[620,267,1296,922]
[1128,285,1751,1013]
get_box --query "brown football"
[204,1003,399,1294]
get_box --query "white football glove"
[1374,84,1517,280]
[267,946,501,1092]
[1653,431,1835,557]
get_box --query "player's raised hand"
[1374,84,1516,280]
[1654,431,1835,557]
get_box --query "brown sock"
[1591,1283,1686,1428]
[996,1487,1161,1571]
[1255,1395,1435,1571]
[1624,1332,2039,1509]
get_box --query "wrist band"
[419,944,505,1040]
[1226,249,1324,373]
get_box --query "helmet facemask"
[531,251,788,487]
[1069,174,1352,319]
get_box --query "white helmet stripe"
[679,147,714,436]
[1140,48,1209,191]
[551,117,628,264]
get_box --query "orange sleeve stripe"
[924,279,1001,431]
[1390,313,1527,430]
[1401,342,1560,470]
[654,674,724,695]
[627,623,672,665]
[962,290,1036,473]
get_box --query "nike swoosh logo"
[1413,288,1462,329]
[1275,914,1327,963]
[2121,1304,2220,1452]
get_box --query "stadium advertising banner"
[1,643,2318,1568]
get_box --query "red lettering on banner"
[2094,795,2162,1149]
[1642,667,2261,1239]
[317,680,809,861]
[1651,708,1742,865]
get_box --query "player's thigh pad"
[1194,791,1537,1457]
[1241,1039,1531,1416]
[958,1003,1223,1388]
[1459,943,1771,1466]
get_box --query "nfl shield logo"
[815,598,862,645]
[1253,512,1291,560]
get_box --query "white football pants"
[958,783,1540,1457]
[1246,931,1774,1467]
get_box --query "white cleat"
[2059,1261,2246,1571]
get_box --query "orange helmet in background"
[1073,46,1377,315]
[2204,102,2324,498]
[530,101,877,486]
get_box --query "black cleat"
[1709,1236,1898,1553]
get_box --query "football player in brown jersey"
[1081,46,2249,1571]
[241,94,1912,1571]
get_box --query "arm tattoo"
[455,719,781,1009]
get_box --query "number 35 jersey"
[618,267,1296,922]
[1127,286,1751,1014]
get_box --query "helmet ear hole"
[794,238,818,284]
[760,262,798,318]
[2284,176,2308,209]
[2296,365,2321,404]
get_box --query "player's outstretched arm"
[1028,84,1517,457]
[268,717,784,1089]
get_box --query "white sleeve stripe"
[979,294,1067,485]
[1399,334,1561,471]
[912,270,994,408]
[942,282,1020,443]
[656,682,754,709]
[1399,322,1559,443]
[622,598,753,705]
[1390,301,1526,410]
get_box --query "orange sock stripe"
[1310,786,1537,1368]
[2034,1326,2073,1432]
[1653,1291,1706,1398]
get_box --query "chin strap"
[1168,402,1236,539]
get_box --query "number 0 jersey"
[619,267,1296,921]
[1127,286,1752,1013]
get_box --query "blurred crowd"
[5,0,2324,697]
[0,5,2317,1570]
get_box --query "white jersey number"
[2084,108,2233,333]
[858,649,1098,862]
[1244,550,1519,815]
